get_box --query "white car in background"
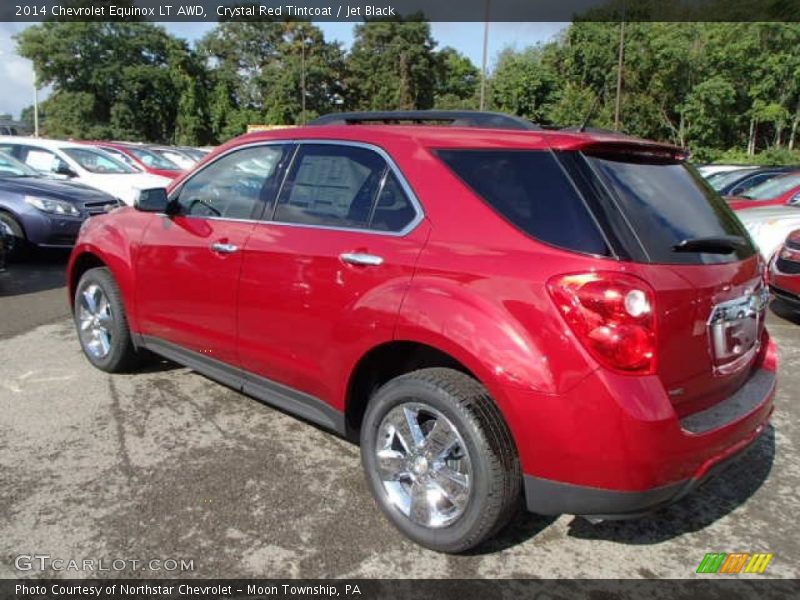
[697,164,758,178]
[0,137,171,205]
[738,205,800,260]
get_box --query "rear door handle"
[340,252,384,266]
[211,242,239,254]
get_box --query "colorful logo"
[697,552,773,574]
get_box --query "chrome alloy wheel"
[77,283,114,359]
[375,402,472,528]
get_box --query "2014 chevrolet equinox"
[67,111,777,552]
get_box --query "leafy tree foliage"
[14,18,800,159]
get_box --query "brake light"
[548,272,657,374]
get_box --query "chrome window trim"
[166,139,425,238]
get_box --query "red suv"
[769,229,800,309]
[67,111,777,552]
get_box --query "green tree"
[17,21,211,143]
[346,18,438,110]
[490,46,557,123]
[434,47,480,109]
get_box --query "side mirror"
[53,161,77,178]
[134,188,171,213]
[789,193,800,207]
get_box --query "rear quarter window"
[436,149,610,256]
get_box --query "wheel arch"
[68,245,140,333]
[344,339,520,452]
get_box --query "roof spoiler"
[309,110,541,131]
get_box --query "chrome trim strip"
[165,139,425,238]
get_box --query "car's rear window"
[436,149,610,256]
[585,152,756,264]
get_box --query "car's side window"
[370,171,417,232]
[175,144,292,220]
[21,146,60,173]
[273,144,389,229]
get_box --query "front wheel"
[74,267,139,373]
[360,368,521,553]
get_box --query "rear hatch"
[572,145,767,416]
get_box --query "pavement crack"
[107,376,136,482]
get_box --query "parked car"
[0,137,171,205]
[177,146,209,162]
[738,205,800,259]
[0,219,10,271]
[84,141,184,180]
[726,172,800,211]
[145,145,198,170]
[768,229,800,310]
[711,166,799,197]
[697,164,757,178]
[67,111,776,553]
[0,151,118,258]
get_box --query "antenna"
[578,94,602,133]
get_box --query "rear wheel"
[74,267,139,373]
[360,368,520,553]
[0,211,28,259]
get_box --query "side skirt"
[138,335,346,435]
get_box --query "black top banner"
[1,0,799,23]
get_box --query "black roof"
[310,110,542,131]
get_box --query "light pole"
[479,0,491,111]
[613,19,625,132]
[301,33,306,125]
[33,70,39,138]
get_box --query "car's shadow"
[469,425,775,553]
[0,248,71,297]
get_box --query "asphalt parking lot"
[1,252,798,580]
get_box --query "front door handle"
[211,242,239,254]
[340,252,384,266]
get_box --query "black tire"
[0,211,29,260]
[73,267,139,373]
[360,367,521,553]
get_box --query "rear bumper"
[506,338,777,518]
[524,409,769,518]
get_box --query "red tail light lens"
[548,272,657,374]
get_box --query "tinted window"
[437,150,609,255]
[176,145,291,220]
[586,153,755,264]
[274,144,387,229]
[370,172,417,232]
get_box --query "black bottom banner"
[1,579,798,600]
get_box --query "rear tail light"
[548,272,657,374]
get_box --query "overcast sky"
[0,21,566,119]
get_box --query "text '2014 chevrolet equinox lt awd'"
[68,111,777,552]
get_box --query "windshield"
[180,148,208,161]
[709,169,756,192]
[0,151,41,177]
[99,146,142,170]
[742,173,800,200]
[127,147,181,170]
[62,147,137,174]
